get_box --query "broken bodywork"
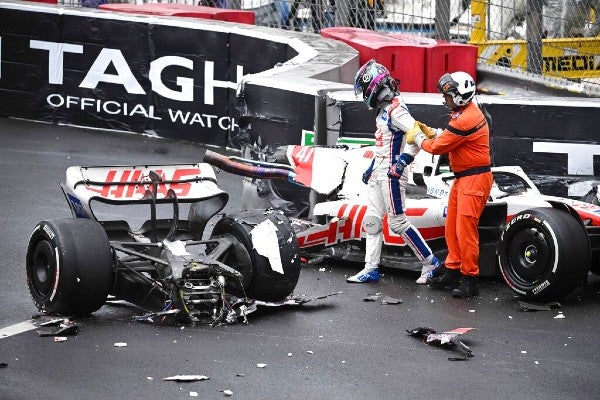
[25,149,303,325]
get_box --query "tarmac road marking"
[0,320,37,339]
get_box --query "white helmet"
[437,71,476,110]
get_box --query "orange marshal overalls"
[421,101,493,277]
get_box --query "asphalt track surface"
[1,118,600,400]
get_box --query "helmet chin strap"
[443,99,454,111]
[443,94,462,111]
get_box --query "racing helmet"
[354,59,398,109]
[437,71,476,110]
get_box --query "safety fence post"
[526,0,544,74]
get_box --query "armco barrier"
[320,27,426,92]
[98,3,255,25]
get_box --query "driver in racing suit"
[347,59,442,284]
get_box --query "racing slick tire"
[498,208,590,301]
[210,210,300,302]
[26,218,113,316]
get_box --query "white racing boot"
[347,266,380,283]
[416,264,437,284]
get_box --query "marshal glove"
[416,121,437,138]
[405,121,422,145]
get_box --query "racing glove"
[416,121,438,138]
[388,153,414,179]
[405,121,423,145]
[362,158,376,184]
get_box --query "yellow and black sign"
[473,38,600,79]
[469,0,600,79]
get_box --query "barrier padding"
[321,27,477,93]
[98,3,255,25]
[388,34,477,93]
[321,27,426,92]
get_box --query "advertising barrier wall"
[0,1,355,148]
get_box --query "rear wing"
[61,163,228,220]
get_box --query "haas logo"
[87,168,201,199]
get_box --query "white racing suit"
[363,96,441,271]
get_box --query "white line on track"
[0,320,38,339]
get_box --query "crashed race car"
[239,144,600,301]
[25,149,303,325]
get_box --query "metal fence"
[63,0,600,95]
